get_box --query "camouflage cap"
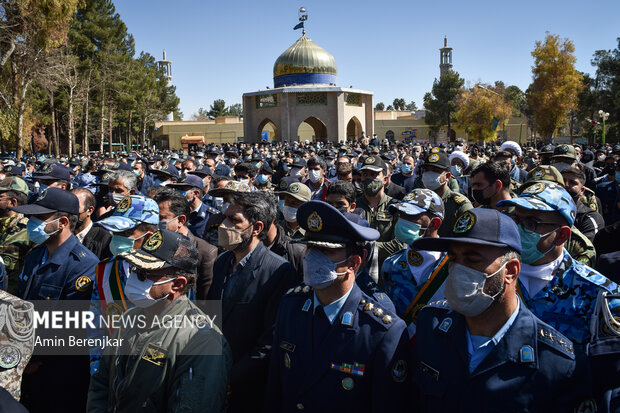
[389,189,444,219]
[497,181,576,226]
[0,176,29,196]
[519,165,564,193]
[97,195,160,232]
[275,181,311,203]
[552,144,578,161]
[208,180,251,197]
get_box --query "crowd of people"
[0,136,618,412]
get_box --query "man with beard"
[207,191,297,413]
[561,166,604,242]
[470,162,514,213]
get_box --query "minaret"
[157,50,174,121]
[439,37,453,76]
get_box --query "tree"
[405,101,417,111]
[386,105,394,111]
[504,85,526,117]
[424,71,464,135]
[374,102,385,111]
[393,98,406,111]
[191,108,209,121]
[456,85,512,142]
[526,33,582,140]
[226,103,242,117]
[207,99,226,118]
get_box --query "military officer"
[420,150,473,237]
[497,181,620,351]
[411,208,589,412]
[382,189,448,335]
[87,229,232,412]
[265,201,412,412]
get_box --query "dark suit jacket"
[187,231,217,300]
[82,224,112,261]
[207,242,297,412]
[385,181,406,200]
[268,224,305,283]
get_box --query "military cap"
[153,164,180,179]
[11,187,79,215]
[188,166,212,178]
[294,201,379,248]
[208,180,251,197]
[167,175,204,190]
[360,155,387,173]
[275,181,311,203]
[497,181,576,226]
[34,164,71,181]
[412,208,521,254]
[194,151,205,158]
[424,151,450,170]
[259,164,273,175]
[540,144,556,154]
[0,176,29,196]
[97,195,160,232]
[389,189,444,219]
[581,150,594,164]
[6,165,23,176]
[324,151,336,159]
[519,165,564,193]
[122,229,198,273]
[552,144,578,161]
[291,157,307,168]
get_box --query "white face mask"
[308,170,322,183]
[124,272,176,308]
[281,205,298,223]
[109,192,126,206]
[444,262,506,317]
[422,171,443,190]
[290,168,303,178]
[302,248,349,290]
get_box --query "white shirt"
[519,253,564,297]
[75,221,93,244]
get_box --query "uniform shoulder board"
[573,262,620,294]
[426,300,450,309]
[286,284,312,295]
[536,322,575,360]
[452,194,468,204]
[358,296,395,329]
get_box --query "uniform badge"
[341,377,354,390]
[289,184,300,193]
[373,307,383,317]
[453,211,475,234]
[36,188,48,202]
[116,196,131,213]
[407,249,423,266]
[141,344,167,367]
[341,312,353,326]
[431,147,440,154]
[284,353,291,369]
[520,345,535,363]
[294,286,302,293]
[391,359,408,383]
[75,275,92,292]
[420,361,440,381]
[428,153,439,162]
[403,192,416,201]
[523,182,546,195]
[382,315,392,325]
[365,156,375,164]
[438,317,452,333]
[279,181,288,190]
[307,211,323,232]
[0,345,21,369]
[302,286,310,293]
[363,303,374,312]
[302,299,311,312]
[143,231,163,251]
[533,167,544,178]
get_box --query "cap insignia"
[36,188,48,202]
[143,231,163,251]
[403,192,416,202]
[429,154,439,162]
[279,181,288,190]
[533,168,544,178]
[307,211,323,232]
[116,196,131,213]
[431,147,440,154]
[453,211,476,234]
[289,184,299,193]
[523,182,546,195]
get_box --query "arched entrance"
[346,117,363,141]
[257,118,278,142]
[297,116,327,142]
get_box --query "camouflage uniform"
[566,226,596,267]
[438,187,473,237]
[356,193,404,265]
[580,187,600,213]
[0,214,32,295]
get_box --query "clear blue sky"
[115,0,620,120]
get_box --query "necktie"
[313,306,331,352]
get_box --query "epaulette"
[426,300,450,309]
[285,284,312,296]
[536,322,575,359]
[206,206,219,215]
[452,193,468,205]
[572,260,620,294]
[358,297,394,328]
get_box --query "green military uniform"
[566,226,596,267]
[356,193,405,265]
[282,221,305,240]
[438,187,474,237]
[0,214,32,295]
[87,296,232,413]
[580,187,600,213]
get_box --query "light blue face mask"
[109,233,147,256]
[401,164,412,174]
[518,225,558,264]
[26,217,60,244]
[451,165,462,177]
[256,174,269,185]
[278,199,285,212]
[394,218,426,245]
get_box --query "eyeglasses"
[512,216,561,233]
[134,268,178,282]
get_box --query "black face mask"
[472,185,493,206]
[566,190,580,201]
[336,206,349,215]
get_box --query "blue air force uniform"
[265,283,411,412]
[412,301,588,412]
[265,201,412,412]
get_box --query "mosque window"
[345,93,361,106]
[256,94,278,109]
[296,92,327,106]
